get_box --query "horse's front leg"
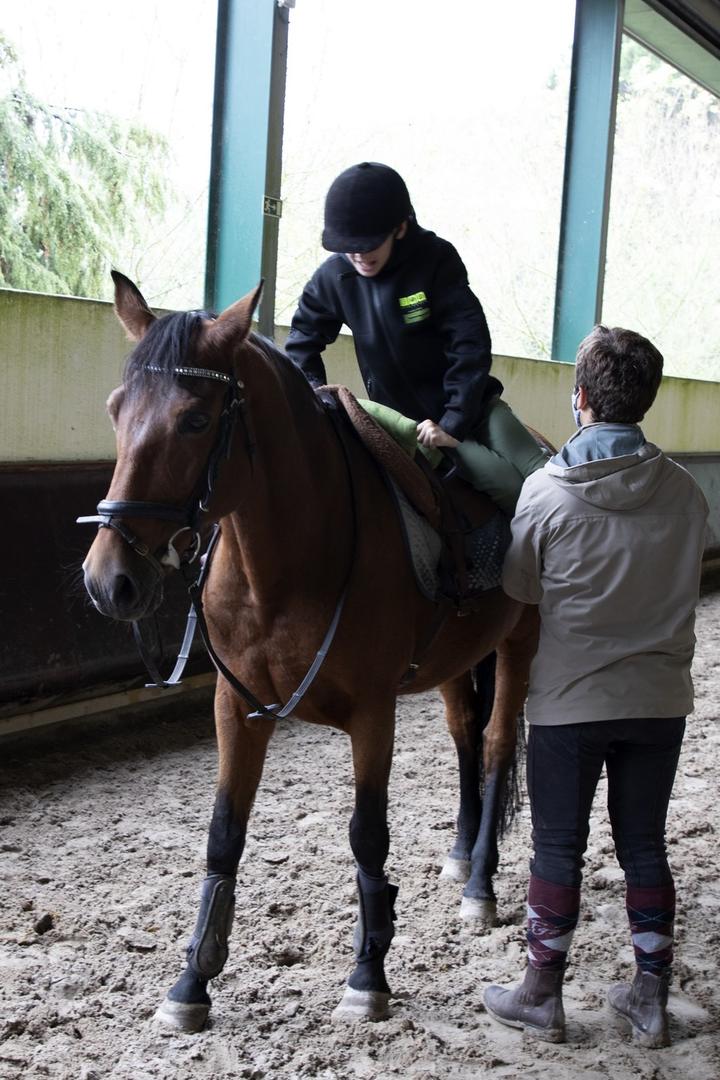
[439,654,496,884]
[155,680,274,1033]
[462,605,539,927]
[333,710,397,1023]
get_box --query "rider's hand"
[416,419,460,449]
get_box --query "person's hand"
[416,419,460,448]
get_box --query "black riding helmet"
[322,162,413,253]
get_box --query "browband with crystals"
[146,364,236,385]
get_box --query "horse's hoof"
[331,987,391,1022]
[440,857,471,884]
[154,996,210,1033]
[459,895,498,928]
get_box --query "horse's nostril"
[84,562,159,621]
[111,573,139,612]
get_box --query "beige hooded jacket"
[502,424,708,725]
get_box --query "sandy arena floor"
[1,592,718,1080]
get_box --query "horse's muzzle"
[83,535,164,622]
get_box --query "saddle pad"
[392,483,443,600]
[465,511,512,593]
[392,480,511,601]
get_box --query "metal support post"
[551,0,625,363]
[205,0,290,324]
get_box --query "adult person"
[285,161,547,515]
[483,326,708,1047]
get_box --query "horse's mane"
[124,310,215,386]
[249,331,319,401]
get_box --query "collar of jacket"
[550,422,646,468]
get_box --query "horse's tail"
[472,653,527,838]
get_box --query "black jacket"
[285,222,502,441]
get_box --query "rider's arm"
[430,245,493,442]
[285,266,343,389]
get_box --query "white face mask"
[571,389,582,428]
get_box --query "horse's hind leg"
[439,654,496,884]
[333,710,397,1023]
[155,682,274,1033]
[462,605,539,927]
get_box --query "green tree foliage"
[0,34,169,299]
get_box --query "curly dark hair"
[575,326,664,423]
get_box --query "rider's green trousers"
[454,397,549,516]
[359,396,548,517]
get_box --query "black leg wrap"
[449,750,482,863]
[185,873,236,980]
[464,769,506,901]
[349,868,398,994]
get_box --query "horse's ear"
[206,281,264,350]
[111,270,156,342]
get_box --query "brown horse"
[81,272,538,1033]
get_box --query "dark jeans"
[528,717,685,889]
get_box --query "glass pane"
[1,0,216,307]
[277,0,576,360]
[603,35,720,381]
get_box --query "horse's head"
[82,272,262,621]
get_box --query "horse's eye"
[178,411,211,434]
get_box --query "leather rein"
[78,363,356,722]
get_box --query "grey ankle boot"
[607,968,670,1048]
[484,965,566,1042]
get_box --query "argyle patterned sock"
[626,883,675,974]
[526,874,581,971]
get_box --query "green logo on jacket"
[398,291,430,325]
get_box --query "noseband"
[77,364,249,575]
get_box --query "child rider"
[285,161,547,516]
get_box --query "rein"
[78,361,357,723]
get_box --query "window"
[276,0,576,360]
[603,21,720,380]
[1,0,216,307]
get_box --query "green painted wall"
[2,288,719,463]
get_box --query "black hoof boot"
[155,873,236,1033]
[333,869,397,1023]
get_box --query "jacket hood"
[546,423,666,510]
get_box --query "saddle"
[319,386,510,611]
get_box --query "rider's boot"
[607,967,671,1048]
[484,964,566,1042]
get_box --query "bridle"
[78,361,356,722]
[77,364,249,576]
